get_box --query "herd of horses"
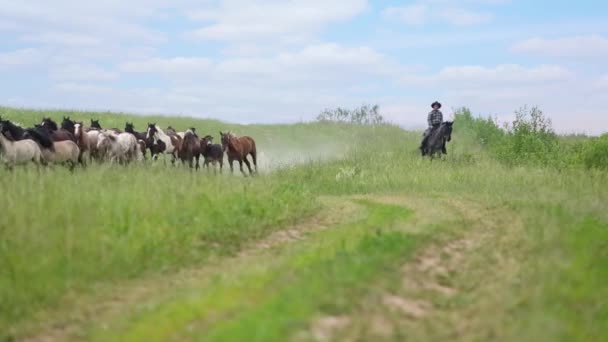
[0,116,258,175]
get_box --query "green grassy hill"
[0,107,606,341]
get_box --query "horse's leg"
[238,159,247,177]
[243,156,253,175]
[250,151,258,174]
[229,158,235,174]
[195,155,200,171]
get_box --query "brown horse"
[178,129,200,169]
[74,122,90,165]
[220,131,257,176]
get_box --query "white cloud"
[0,48,41,68]
[383,5,428,26]
[120,57,213,75]
[597,74,608,88]
[439,8,493,26]
[402,64,573,86]
[50,64,119,82]
[383,1,498,27]
[512,35,608,58]
[186,0,367,42]
[21,32,101,46]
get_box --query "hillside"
[0,107,607,341]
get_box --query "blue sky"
[0,0,607,133]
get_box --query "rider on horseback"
[420,101,444,153]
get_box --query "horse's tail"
[25,128,54,149]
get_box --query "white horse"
[0,130,42,168]
[97,131,139,164]
[146,123,181,162]
[85,129,102,160]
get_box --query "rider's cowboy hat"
[431,101,442,109]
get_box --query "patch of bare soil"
[310,196,525,341]
[242,197,362,255]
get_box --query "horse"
[137,140,147,161]
[40,117,76,142]
[89,119,121,134]
[61,116,76,135]
[0,125,42,168]
[146,123,181,163]
[200,135,224,173]
[0,118,27,140]
[97,131,139,164]
[125,122,149,159]
[84,129,103,161]
[90,119,102,131]
[422,121,453,158]
[148,138,166,159]
[74,122,91,164]
[178,129,201,169]
[220,131,257,176]
[25,126,80,170]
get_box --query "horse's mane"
[154,124,168,137]
[62,117,75,133]
[25,127,54,148]
[1,119,25,140]
[42,118,59,131]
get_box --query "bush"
[582,134,608,170]
[317,104,384,125]
[454,107,504,148]
[496,106,559,166]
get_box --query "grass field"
[0,107,607,341]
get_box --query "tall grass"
[0,106,607,340]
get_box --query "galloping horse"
[125,122,149,159]
[89,119,121,134]
[25,126,80,170]
[200,135,224,173]
[90,119,102,131]
[40,117,75,142]
[61,116,76,135]
[422,121,453,158]
[220,131,257,176]
[74,122,90,164]
[146,123,181,163]
[178,129,201,169]
[97,131,139,164]
[0,119,26,140]
[0,123,42,168]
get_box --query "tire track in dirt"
[19,197,363,342]
[306,196,526,341]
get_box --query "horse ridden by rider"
[420,101,452,157]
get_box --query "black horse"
[61,116,76,135]
[41,117,76,142]
[200,135,224,173]
[421,121,453,158]
[23,125,55,149]
[0,119,27,140]
[90,119,102,130]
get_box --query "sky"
[0,1,607,133]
